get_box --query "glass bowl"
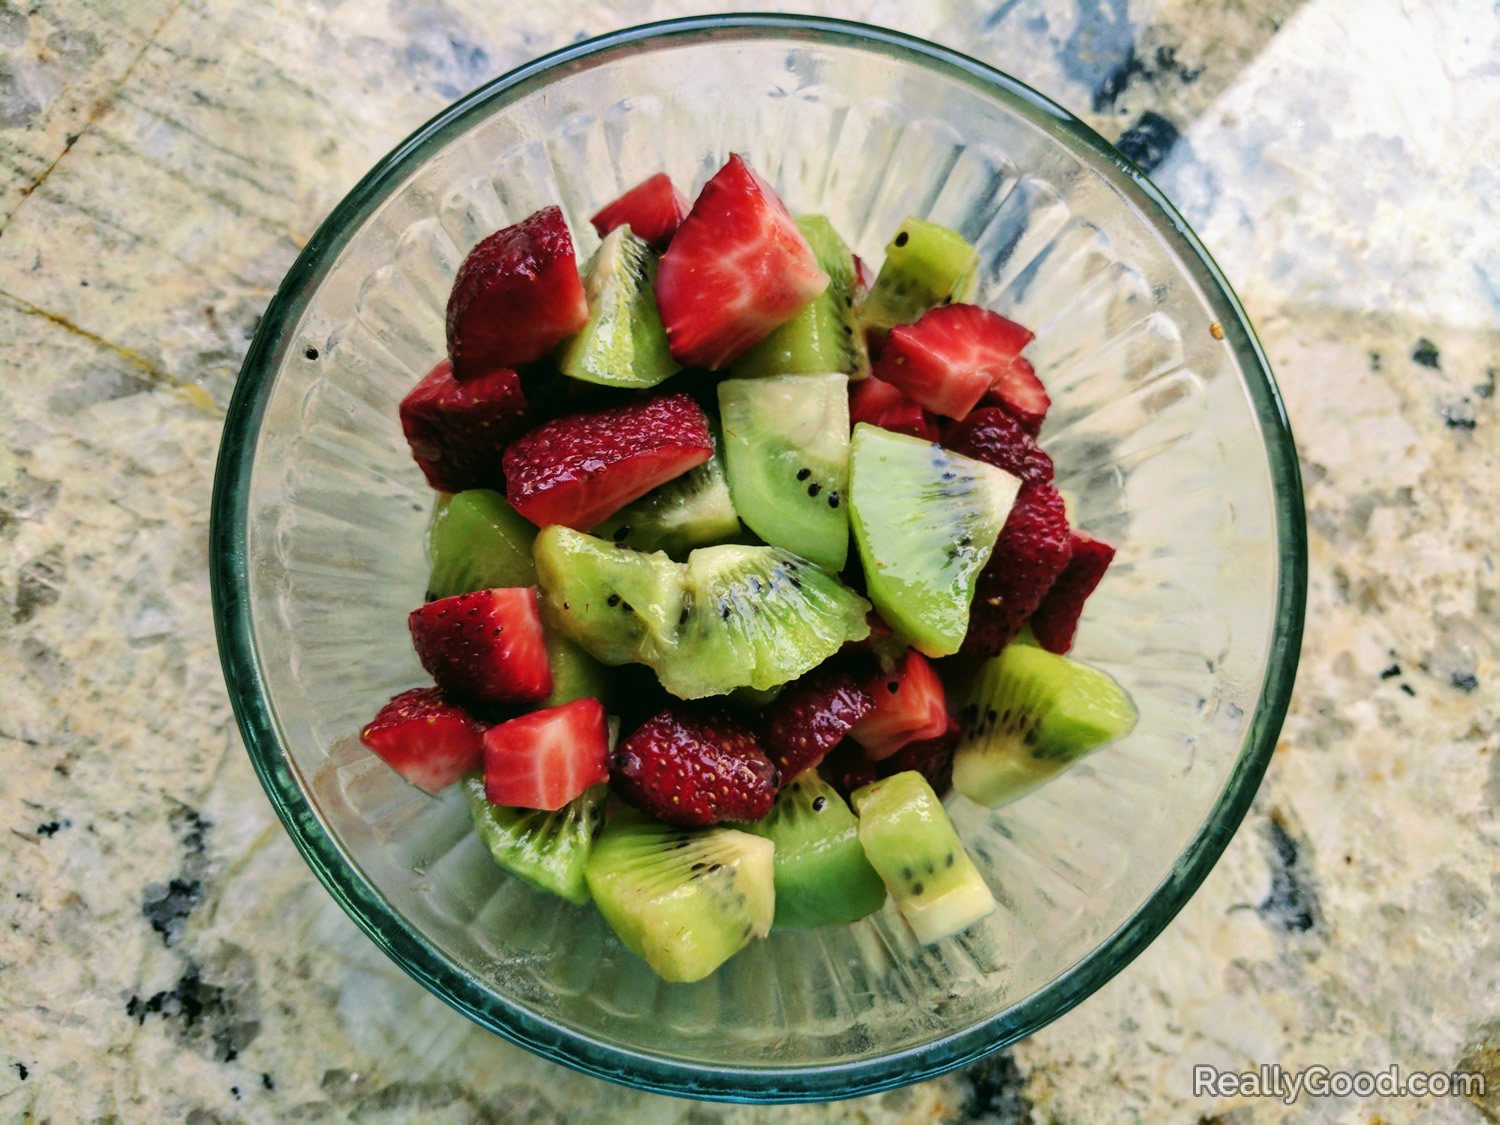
[210,14,1305,1103]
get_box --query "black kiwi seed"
[620,601,634,614]
[945,852,955,868]
[827,492,840,509]
[902,865,913,881]
[606,594,620,606]
[796,467,812,481]
[811,796,827,812]
[709,863,723,874]
[691,861,706,871]
[894,230,910,248]
[912,881,925,895]
[806,482,821,497]
[721,604,732,620]
[679,606,690,625]
[941,470,956,482]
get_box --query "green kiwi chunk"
[731,215,868,378]
[540,629,612,709]
[462,775,607,904]
[747,771,886,929]
[557,226,680,388]
[591,429,741,558]
[584,807,774,982]
[848,424,1019,657]
[718,373,851,570]
[660,545,871,699]
[533,526,685,667]
[952,644,1137,807]
[426,489,537,600]
[862,217,979,333]
[851,770,995,943]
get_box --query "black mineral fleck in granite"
[1400,682,1417,697]
[1412,337,1441,368]
[125,958,260,1063]
[1258,814,1321,934]
[261,1073,276,1091]
[1379,663,1402,680]
[1116,111,1180,173]
[1451,672,1479,693]
[1442,401,1478,430]
[15,1062,27,1081]
[35,818,70,837]
[962,1048,1033,1121]
[143,878,203,946]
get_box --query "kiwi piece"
[862,217,979,333]
[426,489,537,600]
[747,771,886,929]
[849,424,1020,658]
[533,526,685,667]
[591,428,741,558]
[851,770,996,943]
[952,644,1137,807]
[584,807,774,982]
[540,629,612,709]
[461,774,606,904]
[557,226,680,388]
[718,373,851,570]
[731,215,868,378]
[659,545,871,699]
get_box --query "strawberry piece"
[483,697,610,810]
[849,650,949,760]
[849,376,939,441]
[852,253,875,294]
[986,355,1049,436]
[503,392,712,529]
[359,688,486,794]
[881,716,961,796]
[820,741,880,798]
[655,154,829,369]
[963,484,1074,657]
[408,588,552,706]
[446,206,589,378]
[762,668,874,781]
[942,406,1054,485]
[612,709,779,826]
[1029,532,1116,654]
[874,304,1038,421]
[590,172,689,250]
[398,359,528,492]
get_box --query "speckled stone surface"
[1,0,1496,1121]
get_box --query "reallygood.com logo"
[1194,1064,1486,1106]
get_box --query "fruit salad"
[362,155,1138,983]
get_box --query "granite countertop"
[2,0,1496,1120]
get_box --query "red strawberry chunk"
[655,154,829,369]
[483,698,610,810]
[986,355,1050,436]
[849,376,940,441]
[613,709,779,826]
[875,304,1037,421]
[360,688,485,795]
[399,359,528,492]
[942,406,1054,485]
[849,650,949,760]
[446,206,589,378]
[880,716,961,796]
[1029,532,1116,654]
[408,588,552,706]
[590,172,689,251]
[762,668,874,781]
[962,484,1074,657]
[503,392,712,529]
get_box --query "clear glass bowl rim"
[209,13,1308,1103]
